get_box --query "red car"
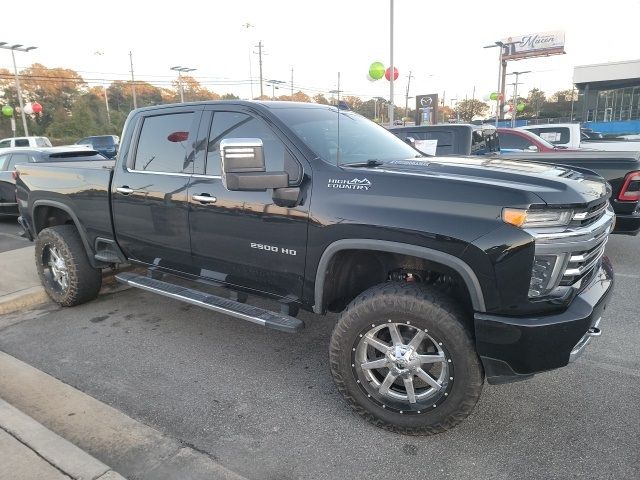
[497,127,577,153]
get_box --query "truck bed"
[15,160,115,250]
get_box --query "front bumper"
[474,257,614,384]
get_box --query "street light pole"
[388,0,395,126]
[171,66,196,103]
[483,41,504,126]
[266,80,285,101]
[506,70,530,127]
[129,51,137,109]
[0,42,37,136]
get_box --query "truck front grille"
[526,203,615,297]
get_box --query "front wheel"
[329,282,484,435]
[35,225,102,307]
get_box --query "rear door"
[187,107,310,298]
[111,106,203,273]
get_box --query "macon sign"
[501,31,566,61]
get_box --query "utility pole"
[506,71,530,127]
[290,67,294,97]
[94,51,111,125]
[171,66,196,103]
[129,51,137,109]
[388,0,395,126]
[242,23,254,99]
[404,71,413,118]
[0,42,37,136]
[255,41,264,98]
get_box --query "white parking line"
[615,273,640,279]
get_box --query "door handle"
[116,186,133,195]
[192,194,217,204]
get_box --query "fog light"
[528,254,566,298]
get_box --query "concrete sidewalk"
[0,397,126,480]
[0,246,48,316]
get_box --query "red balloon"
[32,102,42,114]
[385,67,399,81]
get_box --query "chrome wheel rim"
[353,321,452,413]
[44,245,69,291]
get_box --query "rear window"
[527,127,570,145]
[89,137,115,148]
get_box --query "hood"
[347,156,608,206]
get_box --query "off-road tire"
[35,225,102,306]
[329,282,484,435]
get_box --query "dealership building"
[574,59,640,133]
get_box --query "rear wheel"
[35,225,102,306]
[329,282,483,435]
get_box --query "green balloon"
[489,92,498,101]
[517,103,526,112]
[369,62,385,80]
[2,105,13,117]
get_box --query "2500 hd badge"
[250,243,297,255]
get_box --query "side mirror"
[404,136,416,147]
[220,138,289,191]
[527,145,539,152]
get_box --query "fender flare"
[313,239,486,313]
[32,200,96,267]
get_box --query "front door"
[111,106,202,273]
[188,108,310,299]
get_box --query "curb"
[0,272,132,317]
[0,351,248,480]
[0,397,126,480]
[0,286,48,316]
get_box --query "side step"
[115,272,304,333]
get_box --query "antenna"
[337,72,340,167]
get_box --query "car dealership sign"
[501,31,565,60]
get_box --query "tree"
[550,89,577,103]
[313,94,329,104]
[291,91,311,103]
[342,96,363,111]
[221,93,239,100]
[526,88,546,117]
[177,76,220,102]
[453,99,489,122]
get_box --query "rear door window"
[14,139,29,147]
[500,132,534,150]
[133,112,197,173]
[0,153,9,169]
[6,153,33,170]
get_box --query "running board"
[115,272,304,333]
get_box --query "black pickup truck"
[15,101,614,435]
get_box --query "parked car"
[0,147,107,217]
[16,101,614,434]
[497,128,575,153]
[521,123,640,151]
[389,123,500,156]
[0,136,52,149]
[75,135,119,159]
[497,149,640,235]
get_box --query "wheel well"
[321,249,473,316]
[33,206,75,235]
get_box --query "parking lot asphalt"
[0,217,29,253]
[0,233,638,480]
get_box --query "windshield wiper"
[343,159,384,168]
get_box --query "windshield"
[271,106,422,164]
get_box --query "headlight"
[502,208,573,228]
[528,253,568,297]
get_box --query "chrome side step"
[115,272,304,333]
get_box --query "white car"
[0,136,53,149]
